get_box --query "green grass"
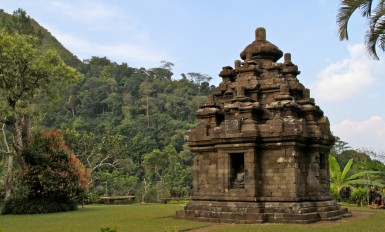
[0,204,384,232]
[0,204,207,232]
[216,206,385,232]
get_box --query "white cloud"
[312,44,385,101]
[52,31,167,65]
[332,116,385,152]
[50,1,119,22]
[99,43,167,64]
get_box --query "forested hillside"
[0,9,214,202]
[49,57,215,200]
[0,9,82,67]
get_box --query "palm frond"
[347,170,381,180]
[366,6,385,59]
[345,179,384,188]
[337,0,372,40]
[360,0,374,17]
[328,155,342,183]
[341,158,353,181]
[330,183,347,193]
[380,33,385,50]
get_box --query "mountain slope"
[0,9,82,67]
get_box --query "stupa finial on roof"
[240,27,283,62]
[255,27,266,41]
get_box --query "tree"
[98,171,138,197]
[330,136,351,156]
[60,129,136,187]
[164,162,192,198]
[142,145,192,200]
[0,30,82,199]
[337,0,385,59]
[7,9,36,36]
[184,72,212,95]
[148,61,174,80]
[335,149,369,169]
[0,121,12,199]
[329,155,383,201]
[1,130,87,214]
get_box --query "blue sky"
[1,0,385,154]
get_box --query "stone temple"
[176,27,350,223]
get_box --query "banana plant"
[329,155,383,195]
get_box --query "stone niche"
[176,27,351,224]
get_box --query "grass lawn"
[0,203,384,232]
[0,203,208,232]
[215,206,385,232]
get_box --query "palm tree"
[337,0,385,60]
[329,155,383,199]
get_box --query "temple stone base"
[176,200,351,224]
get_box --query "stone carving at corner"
[176,27,351,224]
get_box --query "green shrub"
[75,191,96,205]
[2,197,77,214]
[100,227,118,232]
[350,187,368,206]
[2,130,87,215]
[330,186,341,202]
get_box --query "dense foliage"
[2,130,87,214]
[329,155,382,197]
[329,137,385,204]
[54,58,213,201]
[0,9,214,203]
[0,18,82,201]
[0,8,82,67]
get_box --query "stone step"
[291,204,340,214]
[292,212,320,220]
[316,205,341,212]
[319,209,345,219]
[183,209,267,222]
[181,208,350,224]
[184,204,264,214]
[320,215,342,221]
[180,200,348,224]
[293,218,320,224]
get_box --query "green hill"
[0,8,215,202]
[0,8,82,67]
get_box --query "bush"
[350,187,368,206]
[330,186,341,202]
[2,197,77,214]
[100,227,118,232]
[2,130,87,214]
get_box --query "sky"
[1,0,384,154]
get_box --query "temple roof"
[240,27,283,62]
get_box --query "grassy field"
[0,203,207,232]
[0,203,384,232]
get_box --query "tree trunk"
[11,118,27,169]
[2,122,13,200]
[141,178,147,204]
[5,154,13,200]
[146,96,150,127]
[21,115,30,145]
